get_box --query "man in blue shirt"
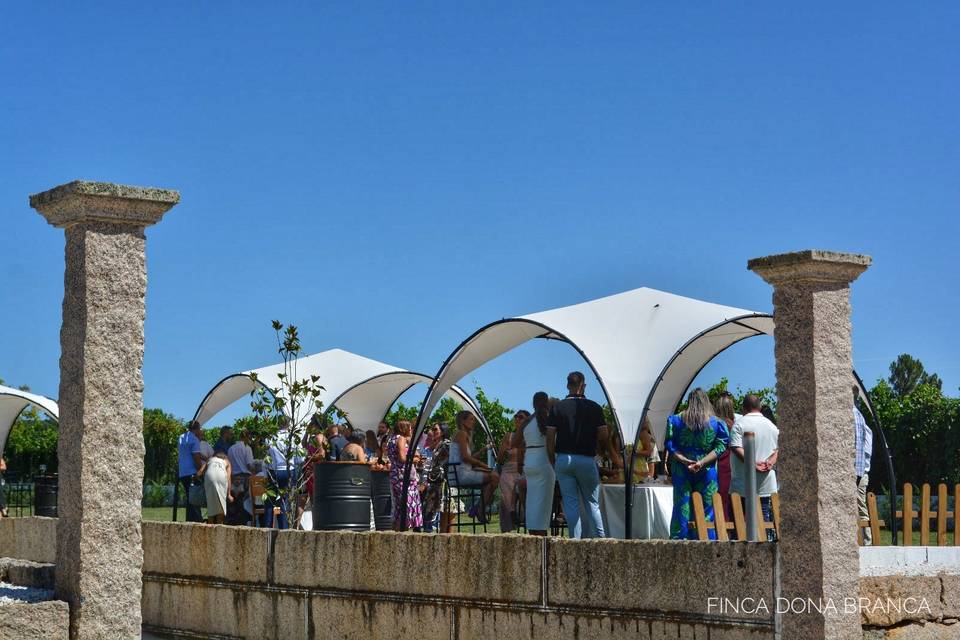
[178,421,204,522]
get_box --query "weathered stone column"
[748,250,871,640]
[30,181,179,640]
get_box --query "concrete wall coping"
[860,546,960,577]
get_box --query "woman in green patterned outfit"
[664,388,730,539]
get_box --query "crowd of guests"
[172,372,872,544]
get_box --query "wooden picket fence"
[690,483,958,545]
[859,483,959,546]
[689,492,780,541]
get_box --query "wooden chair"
[727,492,780,541]
[690,492,736,541]
[249,475,280,528]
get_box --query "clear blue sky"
[2,3,957,426]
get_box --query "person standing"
[712,392,737,517]
[664,388,729,540]
[265,438,291,529]
[0,457,8,518]
[326,424,349,461]
[421,423,450,533]
[177,421,205,522]
[213,426,234,455]
[203,450,232,525]
[545,371,608,539]
[227,429,262,525]
[497,410,527,532]
[854,386,873,545]
[516,392,555,536]
[730,394,779,540]
[387,420,423,530]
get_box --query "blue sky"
[2,3,957,425]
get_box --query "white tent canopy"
[0,385,59,457]
[413,287,774,450]
[193,348,489,437]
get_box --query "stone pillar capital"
[29,180,180,229]
[748,249,871,288]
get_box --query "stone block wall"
[0,516,57,563]
[38,518,960,638]
[139,523,777,639]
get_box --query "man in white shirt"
[730,394,779,540]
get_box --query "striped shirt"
[854,406,872,477]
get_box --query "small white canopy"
[193,348,489,436]
[413,287,773,450]
[0,385,59,456]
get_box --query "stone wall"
[11,518,959,639]
[0,518,777,638]
[139,523,777,639]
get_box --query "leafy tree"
[868,376,959,487]
[4,414,58,479]
[429,397,461,429]
[385,401,421,426]
[888,354,942,398]
[676,377,778,419]
[1,379,57,479]
[248,321,327,526]
[143,408,185,483]
[231,414,276,458]
[471,383,514,451]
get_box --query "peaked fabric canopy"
[413,287,774,449]
[0,385,59,456]
[193,348,489,437]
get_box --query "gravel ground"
[0,581,55,605]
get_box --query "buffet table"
[581,482,673,539]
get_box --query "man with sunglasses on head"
[546,371,608,539]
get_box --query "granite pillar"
[30,181,179,640]
[748,250,871,640]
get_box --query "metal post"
[743,431,759,541]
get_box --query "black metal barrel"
[370,469,393,531]
[34,474,58,518]
[312,462,372,531]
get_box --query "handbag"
[188,482,206,508]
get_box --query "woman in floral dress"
[387,420,423,530]
[664,388,730,540]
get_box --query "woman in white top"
[449,411,499,524]
[515,391,555,535]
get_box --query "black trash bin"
[312,462,372,531]
[371,469,393,531]
[34,474,58,517]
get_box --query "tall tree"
[888,354,941,397]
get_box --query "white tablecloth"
[583,483,673,539]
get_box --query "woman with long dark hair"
[515,391,555,535]
[664,388,730,540]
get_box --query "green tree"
[143,408,185,483]
[868,376,959,487]
[384,401,421,426]
[4,413,58,479]
[678,378,778,419]
[471,383,514,450]
[248,321,327,526]
[888,353,942,398]
[429,397,461,428]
